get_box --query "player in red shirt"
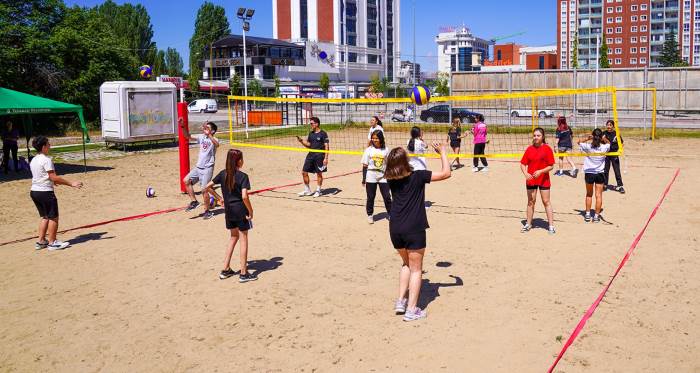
[520,127,556,234]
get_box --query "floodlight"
[237,8,246,17]
[246,9,255,17]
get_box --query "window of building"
[616,37,623,43]
[616,26,623,33]
[615,48,622,54]
[641,4,647,10]
[607,17,613,23]
[641,15,647,21]
[641,35,648,42]
[349,52,357,62]
[631,36,638,43]
[632,16,638,22]
[641,47,647,53]
[631,47,637,53]
[607,37,614,44]
[368,54,378,64]
[632,26,638,32]
[631,58,638,64]
[300,0,308,39]
[615,58,622,64]
[641,25,647,31]
[615,16,622,23]
[607,7,613,12]
[616,6,622,12]
[606,27,613,33]
[640,57,647,64]
[631,5,638,11]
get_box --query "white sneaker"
[481,167,489,172]
[394,298,408,314]
[367,215,374,224]
[298,190,312,197]
[521,223,532,233]
[47,240,70,251]
[35,240,49,250]
[472,167,479,172]
[403,307,427,322]
[548,226,556,235]
[312,190,321,198]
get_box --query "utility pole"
[412,0,416,86]
[594,34,600,128]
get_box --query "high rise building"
[436,26,490,73]
[273,0,401,82]
[558,0,699,68]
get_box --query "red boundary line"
[0,170,360,247]
[547,168,681,373]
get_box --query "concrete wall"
[451,67,700,112]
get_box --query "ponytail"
[408,126,421,151]
[225,149,243,191]
[591,128,603,148]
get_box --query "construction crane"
[489,31,527,44]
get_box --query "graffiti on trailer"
[128,110,172,126]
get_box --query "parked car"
[391,108,414,122]
[187,99,218,113]
[419,105,481,123]
[509,109,555,118]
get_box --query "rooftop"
[211,35,301,49]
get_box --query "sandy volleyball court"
[0,136,698,372]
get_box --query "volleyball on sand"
[146,187,155,198]
[411,85,431,105]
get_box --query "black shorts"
[526,185,550,190]
[224,206,250,231]
[30,191,59,219]
[585,172,606,185]
[450,140,462,149]
[390,230,427,250]
[302,154,327,173]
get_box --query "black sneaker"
[618,187,626,194]
[219,268,236,280]
[239,272,258,283]
[185,201,200,212]
[202,210,214,220]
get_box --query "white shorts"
[186,166,214,188]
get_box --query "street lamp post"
[237,7,255,138]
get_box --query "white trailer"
[100,81,177,148]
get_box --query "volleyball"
[139,65,152,79]
[209,195,216,208]
[146,187,156,198]
[411,85,431,105]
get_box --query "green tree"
[572,32,579,69]
[0,0,66,96]
[165,47,184,76]
[273,75,281,97]
[660,29,684,67]
[369,74,390,95]
[599,35,611,68]
[319,73,330,97]
[151,48,166,77]
[189,2,230,92]
[230,73,241,95]
[434,72,450,96]
[95,0,156,64]
[49,6,137,118]
[248,79,263,97]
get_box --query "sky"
[65,0,556,73]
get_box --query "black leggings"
[473,143,488,167]
[366,182,392,216]
[2,143,18,172]
[604,156,623,186]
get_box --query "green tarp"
[0,87,89,170]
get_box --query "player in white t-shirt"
[578,128,611,223]
[407,126,428,171]
[29,136,83,251]
[362,129,392,224]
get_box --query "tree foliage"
[319,73,330,96]
[189,2,230,91]
[248,79,263,97]
[572,32,579,69]
[95,0,155,64]
[273,75,281,98]
[434,72,450,96]
[369,74,390,95]
[230,73,241,95]
[599,35,610,68]
[660,30,685,67]
[165,47,184,76]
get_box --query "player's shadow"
[247,256,284,278]
[373,212,390,221]
[0,163,113,182]
[521,218,550,230]
[68,231,115,246]
[320,187,342,196]
[418,275,463,310]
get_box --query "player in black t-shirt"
[296,117,329,198]
[384,143,452,322]
[205,149,258,283]
[603,120,625,193]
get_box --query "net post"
[227,96,233,145]
[177,102,190,193]
[531,95,536,131]
[652,88,657,140]
[612,87,622,155]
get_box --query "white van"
[187,99,218,113]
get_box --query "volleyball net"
[227,87,657,158]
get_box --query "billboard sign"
[127,91,175,137]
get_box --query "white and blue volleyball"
[209,195,216,208]
[411,85,431,106]
[146,187,156,198]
